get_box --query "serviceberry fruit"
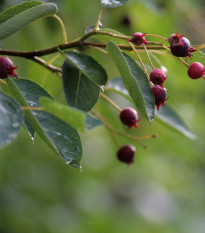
[120,107,140,128]
[168,33,195,58]
[188,62,205,79]
[117,144,136,164]
[0,57,17,79]
[129,32,149,46]
[150,69,167,86]
[152,85,167,110]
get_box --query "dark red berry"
[150,69,167,86]
[188,62,205,79]
[0,57,17,79]
[120,107,140,128]
[169,33,194,58]
[128,32,149,46]
[117,144,136,164]
[152,85,167,110]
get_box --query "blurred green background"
[0,0,205,232]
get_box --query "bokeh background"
[0,0,205,232]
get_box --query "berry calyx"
[0,57,17,79]
[117,144,136,164]
[129,32,149,46]
[152,85,167,110]
[168,33,195,58]
[120,107,140,128]
[168,32,184,46]
[188,62,205,79]
[149,69,167,86]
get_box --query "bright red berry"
[150,69,167,86]
[120,107,140,128]
[188,62,205,79]
[129,32,149,46]
[117,144,136,164]
[152,85,167,110]
[168,33,195,58]
[0,57,17,79]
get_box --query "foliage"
[0,0,205,232]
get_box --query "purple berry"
[188,62,205,79]
[150,69,167,86]
[120,107,140,128]
[168,33,195,58]
[0,57,17,79]
[152,85,167,110]
[117,144,136,164]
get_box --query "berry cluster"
[150,69,167,111]
[117,107,139,164]
[1,31,204,167]
[118,31,205,165]
[168,32,205,79]
[128,32,205,111]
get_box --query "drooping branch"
[0,30,168,59]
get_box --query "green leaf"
[101,0,128,8]
[65,51,108,86]
[0,1,43,25]
[62,52,107,112]
[7,78,82,169]
[107,41,155,122]
[156,104,196,139]
[86,114,103,130]
[0,2,58,41]
[0,92,23,147]
[39,96,85,132]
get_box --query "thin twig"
[100,92,122,112]
[21,106,43,111]
[52,15,68,44]
[146,33,167,40]
[91,110,157,149]
[143,44,155,70]
[94,8,104,31]
[129,42,150,80]
[31,56,62,76]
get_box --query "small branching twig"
[91,110,157,149]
